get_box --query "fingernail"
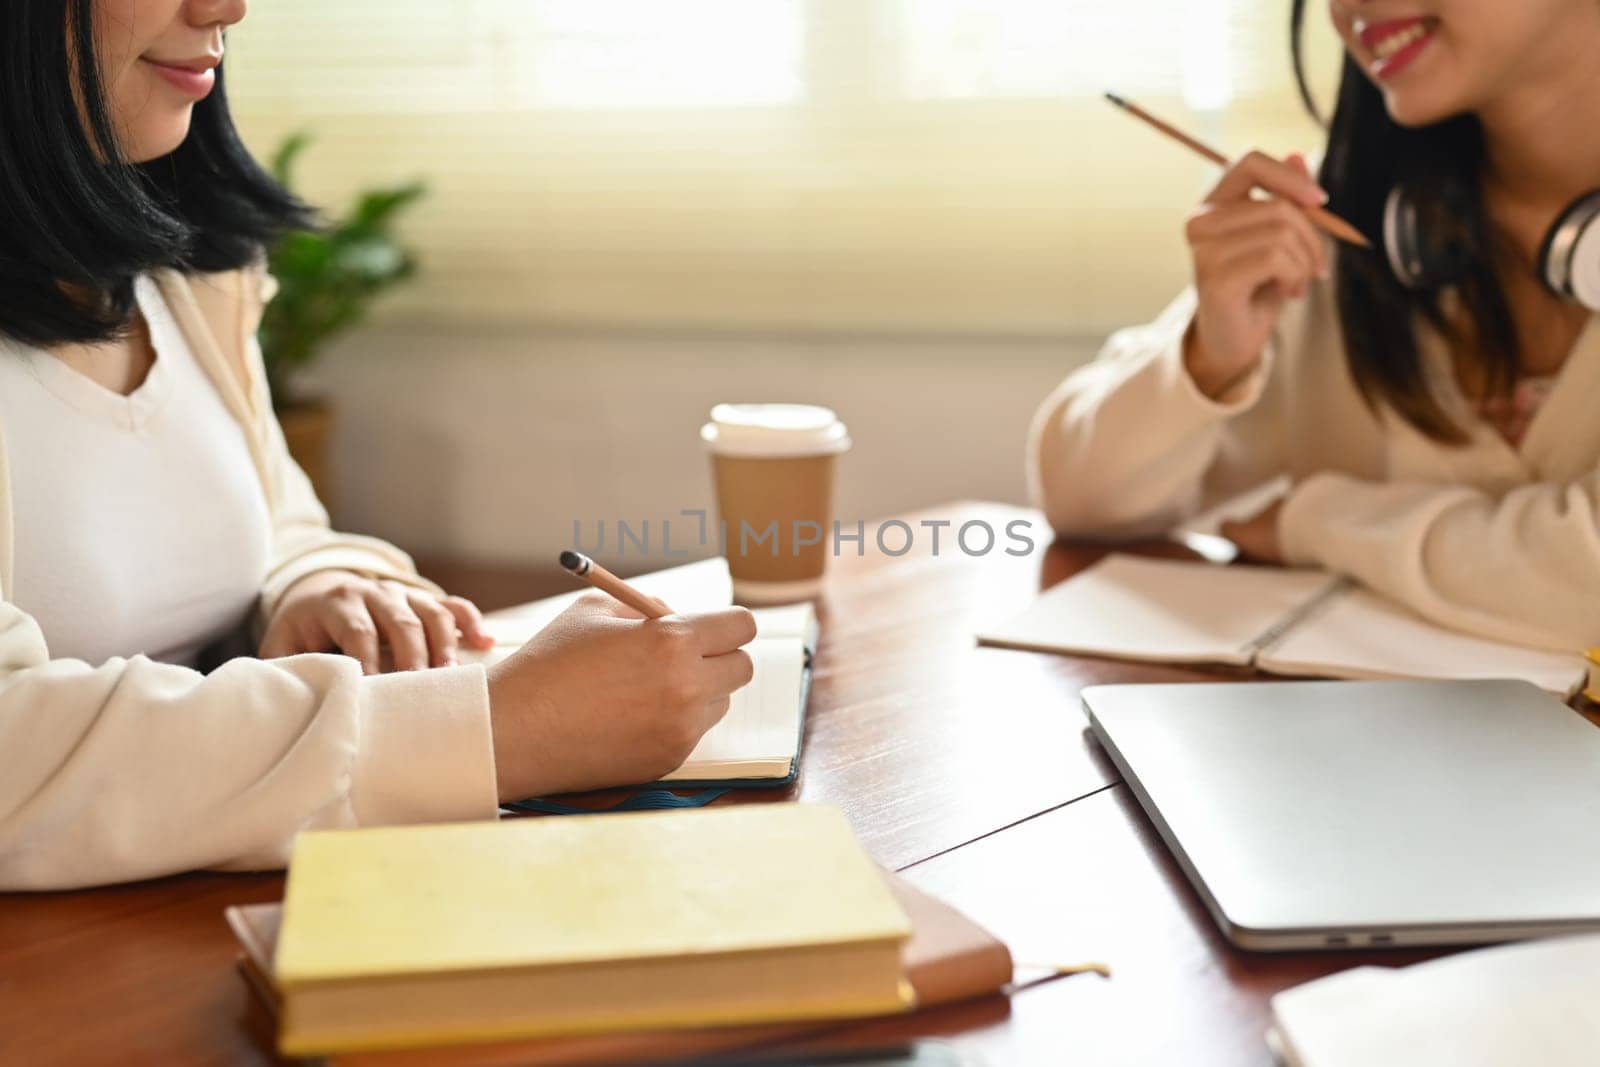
[446,654,458,667]
[1310,187,1330,205]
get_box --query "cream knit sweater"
[0,266,498,890]
[1028,279,1600,652]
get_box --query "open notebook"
[1268,934,1600,1066]
[978,555,1588,698]
[462,559,818,786]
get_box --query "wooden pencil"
[558,551,674,619]
[1104,91,1371,250]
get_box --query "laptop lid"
[1083,679,1600,951]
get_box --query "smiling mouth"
[1353,15,1439,80]
[1367,20,1436,61]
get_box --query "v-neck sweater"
[0,266,497,890]
[0,275,272,667]
[1029,277,1600,651]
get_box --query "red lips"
[1358,16,1431,53]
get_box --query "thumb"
[1286,151,1313,179]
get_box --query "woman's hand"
[1182,151,1332,399]
[260,570,494,672]
[1220,498,1286,565]
[485,594,757,801]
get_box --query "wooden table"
[0,502,1494,1065]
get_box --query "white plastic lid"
[700,403,851,458]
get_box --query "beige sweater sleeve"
[1281,471,1600,649]
[1027,287,1287,539]
[1031,279,1600,651]
[0,615,496,889]
[0,269,500,891]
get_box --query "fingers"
[443,595,494,650]
[365,584,430,671]
[1211,237,1317,302]
[678,607,759,655]
[1204,149,1328,208]
[699,694,733,729]
[1185,199,1329,280]
[322,596,382,675]
[698,647,756,698]
[1187,153,1332,313]
[261,571,500,673]
[407,589,461,668]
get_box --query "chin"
[124,113,194,164]
[1378,87,1466,129]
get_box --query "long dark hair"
[1291,1,1518,443]
[0,0,311,348]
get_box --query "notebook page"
[1257,585,1588,697]
[752,602,816,641]
[977,555,1337,667]
[1271,935,1600,1067]
[661,637,806,780]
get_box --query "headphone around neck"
[1383,185,1600,311]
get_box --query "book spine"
[1238,575,1354,664]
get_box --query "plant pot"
[276,399,336,515]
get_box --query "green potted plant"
[260,132,427,509]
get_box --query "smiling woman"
[91,0,225,155]
[0,0,761,890]
[0,0,304,348]
[1030,0,1600,652]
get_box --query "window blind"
[226,0,1344,335]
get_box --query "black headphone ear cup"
[1383,183,1473,291]
[1383,186,1426,288]
[1537,190,1600,311]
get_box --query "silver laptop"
[1083,679,1600,951]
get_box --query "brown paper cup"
[701,405,850,604]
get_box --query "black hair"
[0,0,311,348]
[1291,1,1518,443]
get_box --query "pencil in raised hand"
[1104,91,1370,250]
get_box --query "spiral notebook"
[978,555,1588,698]
[463,559,818,786]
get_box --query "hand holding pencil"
[1104,92,1362,400]
[479,553,756,802]
[1104,93,1368,250]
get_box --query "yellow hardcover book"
[1585,647,1600,702]
[275,805,913,1056]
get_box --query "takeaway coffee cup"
[700,403,851,604]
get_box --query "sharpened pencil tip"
[1104,91,1127,108]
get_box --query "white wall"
[305,327,1103,568]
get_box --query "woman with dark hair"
[1030,1,1600,649]
[0,0,756,889]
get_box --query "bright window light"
[898,0,1249,103]
[512,0,806,109]
[1181,0,1236,112]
